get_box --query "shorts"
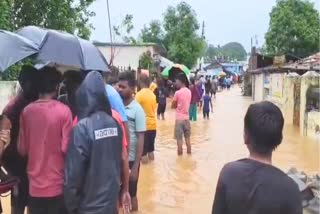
[129,161,140,197]
[143,130,156,156]
[157,103,166,115]
[174,120,191,141]
[29,195,67,214]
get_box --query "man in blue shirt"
[103,72,130,147]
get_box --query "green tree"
[1,0,95,80]
[139,51,156,75]
[113,14,136,44]
[205,42,247,61]
[163,2,205,68]
[221,42,247,61]
[265,0,320,58]
[140,20,164,45]
[11,0,95,39]
[0,0,11,30]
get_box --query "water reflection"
[2,88,319,213]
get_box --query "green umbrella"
[162,64,191,78]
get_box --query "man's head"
[139,74,150,89]
[244,101,284,156]
[63,70,84,95]
[118,71,136,100]
[18,65,39,100]
[38,66,62,98]
[175,73,189,89]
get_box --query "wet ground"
[3,87,319,213]
[137,87,319,214]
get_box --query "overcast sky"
[89,0,319,51]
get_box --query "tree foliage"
[139,51,156,75]
[265,0,320,58]
[0,0,11,30]
[113,14,136,44]
[140,20,164,45]
[140,2,205,68]
[222,42,247,61]
[205,42,247,61]
[163,2,205,68]
[10,0,95,39]
[0,0,95,80]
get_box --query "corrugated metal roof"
[283,52,320,71]
[250,53,320,74]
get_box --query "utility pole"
[106,0,113,66]
[201,21,205,39]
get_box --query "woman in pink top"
[172,73,191,156]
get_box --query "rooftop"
[249,52,320,74]
[283,52,320,71]
[93,41,160,47]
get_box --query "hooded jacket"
[64,71,122,214]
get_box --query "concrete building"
[0,81,19,113]
[249,52,320,139]
[94,42,166,71]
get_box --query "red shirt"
[18,100,73,197]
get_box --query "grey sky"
[89,0,319,52]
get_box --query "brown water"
[2,87,319,213]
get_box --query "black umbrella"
[17,26,109,72]
[0,30,39,72]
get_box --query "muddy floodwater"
[2,87,319,213]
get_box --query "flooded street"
[2,87,319,213]
[137,87,319,214]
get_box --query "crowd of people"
[0,66,303,214]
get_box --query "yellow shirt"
[135,88,157,130]
[150,82,157,92]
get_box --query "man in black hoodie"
[64,71,125,214]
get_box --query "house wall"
[306,111,320,139]
[282,76,295,125]
[252,73,264,102]
[267,73,285,108]
[97,45,157,70]
[300,75,320,137]
[0,81,19,113]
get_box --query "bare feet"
[141,155,149,164]
[131,197,138,212]
[148,152,154,161]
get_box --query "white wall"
[0,81,19,113]
[253,73,264,102]
[98,45,156,70]
[300,74,320,136]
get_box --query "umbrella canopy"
[0,30,39,72]
[162,64,190,80]
[17,26,109,72]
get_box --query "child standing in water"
[203,91,213,120]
